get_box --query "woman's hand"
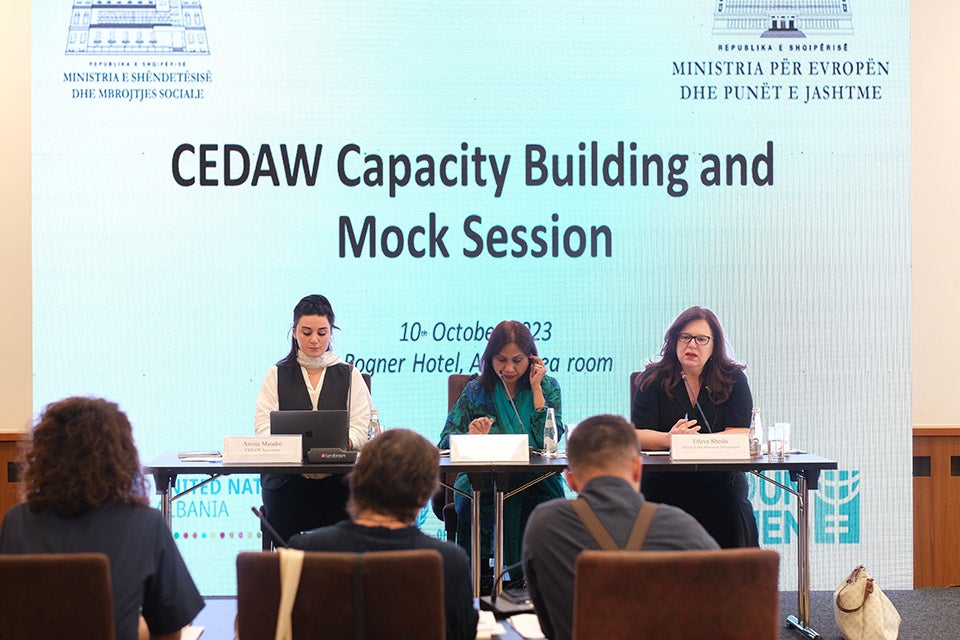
[528,355,547,387]
[668,418,700,435]
[468,416,494,435]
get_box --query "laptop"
[269,410,354,463]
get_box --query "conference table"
[145,450,836,640]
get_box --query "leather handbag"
[834,565,901,640]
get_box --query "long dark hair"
[22,397,149,517]
[478,320,539,391]
[279,294,338,366]
[636,306,744,404]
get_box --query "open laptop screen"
[269,410,350,460]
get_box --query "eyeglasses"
[677,333,712,346]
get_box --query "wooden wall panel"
[913,427,960,587]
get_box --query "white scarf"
[296,349,340,370]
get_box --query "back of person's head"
[348,429,439,524]
[22,396,149,517]
[566,414,640,476]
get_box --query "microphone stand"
[251,506,288,549]
[497,370,525,431]
[681,371,713,433]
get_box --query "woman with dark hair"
[0,396,204,640]
[289,429,478,640]
[254,294,373,542]
[631,306,759,548]
[438,320,565,586]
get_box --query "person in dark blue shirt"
[290,428,478,640]
[0,396,204,640]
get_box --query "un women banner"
[33,1,909,594]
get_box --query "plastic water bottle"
[367,409,382,442]
[543,407,559,457]
[749,407,764,457]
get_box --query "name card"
[450,434,528,462]
[222,435,302,463]
[670,433,750,460]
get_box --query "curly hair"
[637,306,745,404]
[21,396,149,517]
[347,429,439,524]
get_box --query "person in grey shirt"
[522,414,719,640]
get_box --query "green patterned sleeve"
[438,381,488,449]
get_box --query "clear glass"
[772,422,791,456]
[543,407,559,457]
[767,422,787,460]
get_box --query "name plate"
[450,434,528,462]
[670,433,750,460]
[222,435,302,463]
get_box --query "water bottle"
[367,409,382,442]
[749,407,764,457]
[543,407,559,457]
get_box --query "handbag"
[834,565,901,640]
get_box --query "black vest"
[262,360,353,492]
[276,360,352,411]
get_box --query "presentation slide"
[32,1,909,594]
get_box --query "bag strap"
[352,554,365,640]
[625,501,658,551]
[275,548,305,640]
[571,498,658,551]
[835,565,875,613]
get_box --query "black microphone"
[497,369,525,431]
[251,506,288,548]
[680,371,713,433]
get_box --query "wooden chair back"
[447,374,471,411]
[236,549,445,640]
[0,552,116,640]
[431,374,474,528]
[573,548,780,640]
[629,370,642,411]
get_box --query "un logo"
[814,470,860,544]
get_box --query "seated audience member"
[0,396,204,640]
[289,428,478,640]
[522,414,719,640]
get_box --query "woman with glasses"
[254,294,373,543]
[631,306,758,548]
[438,320,565,589]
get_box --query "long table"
[145,451,836,640]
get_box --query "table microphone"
[251,506,288,548]
[680,371,713,433]
[491,561,527,605]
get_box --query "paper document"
[508,613,545,638]
[180,626,204,640]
